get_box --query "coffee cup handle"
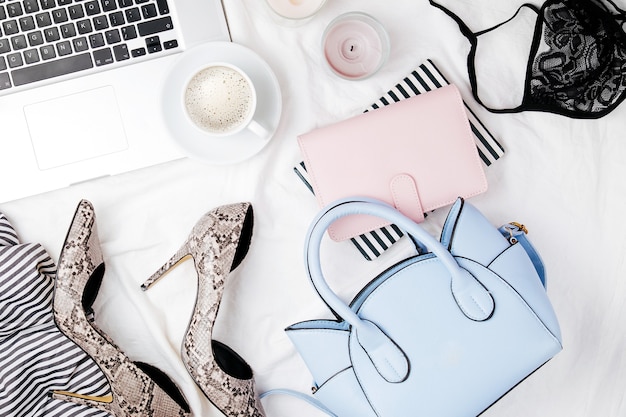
[246,119,271,140]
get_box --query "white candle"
[265,0,327,20]
[323,13,389,80]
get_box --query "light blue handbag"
[284,197,562,417]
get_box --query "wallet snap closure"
[390,174,425,222]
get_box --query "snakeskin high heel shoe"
[52,200,191,417]
[141,202,265,417]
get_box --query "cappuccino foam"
[184,66,254,134]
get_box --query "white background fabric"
[2,0,625,415]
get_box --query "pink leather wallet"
[298,84,488,242]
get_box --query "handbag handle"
[304,197,495,383]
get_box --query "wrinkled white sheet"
[2,0,625,415]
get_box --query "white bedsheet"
[2,0,626,416]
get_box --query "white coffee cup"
[183,63,268,139]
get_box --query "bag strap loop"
[260,389,337,417]
[304,198,495,381]
[499,223,546,287]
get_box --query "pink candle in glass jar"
[323,13,390,80]
[265,0,327,20]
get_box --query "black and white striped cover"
[294,60,504,260]
[0,213,111,417]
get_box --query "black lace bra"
[431,0,626,118]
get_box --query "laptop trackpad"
[24,86,128,170]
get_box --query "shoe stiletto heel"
[53,200,191,417]
[49,391,113,411]
[141,202,265,417]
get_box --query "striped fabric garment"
[0,213,111,417]
[294,59,505,260]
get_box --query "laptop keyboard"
[0,0,179,92]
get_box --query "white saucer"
[161,42,282,165]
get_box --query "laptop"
[0,0,231,203]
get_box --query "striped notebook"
[294,59,505,260]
